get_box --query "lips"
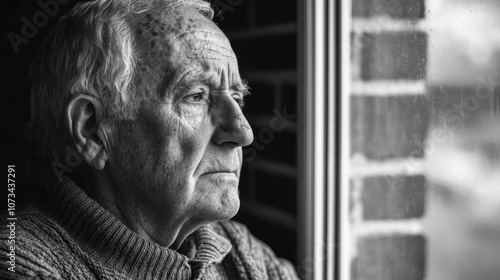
[200,171,238,184]
[203,170,237,175]
[196,156,241,177]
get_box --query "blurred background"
[349,0,499,280]
[3,0,500,279]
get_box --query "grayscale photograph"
[1,0,499,279]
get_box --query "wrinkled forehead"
[133,6,235,65]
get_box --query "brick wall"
[350,0,429,279]
[213,0,299,264]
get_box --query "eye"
[183,91,207,103]
[232,93,245,108]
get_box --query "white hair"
[26,0,214,161]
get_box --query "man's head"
[27,0,254,248]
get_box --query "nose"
[212,95,254,147]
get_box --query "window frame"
[297,0,351,279]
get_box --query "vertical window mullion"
[298,0,338,279]
[338,0,352,280]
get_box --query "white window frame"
[297,0,351,279]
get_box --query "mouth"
[201,168,239,178]
[203,171,237,176]
[200,171,239,185]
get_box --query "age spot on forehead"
[175,17,184,29]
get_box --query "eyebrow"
[233,79,251,96]
[177,72,251,96]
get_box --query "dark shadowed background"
[1,0,299,265]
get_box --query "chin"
[218,187,241,219]
[196,175,241,220]
[200,187,240,222]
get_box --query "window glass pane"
[349,0,500,280]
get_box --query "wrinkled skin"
[102,6,253,248]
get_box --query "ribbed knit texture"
[0,163,299,280]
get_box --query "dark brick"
[353,235,426,280]
[231,33,297,70]
[213,0,250,30]
[245,129,297,164]
[353,0,425,19]
[428,85,500,130]
[362,176,426,220]
[243,82,276,116]
[254,170,296,214]
[281,84,297,115]
[361,32,427,80]
[351,95,430,160]
[254,0,297,26]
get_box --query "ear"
[65,94,111,170]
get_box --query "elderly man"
[0,0,298,279]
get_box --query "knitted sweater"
[0,164,299,280]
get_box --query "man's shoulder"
[2,203,62,242]
[0,205,65,279]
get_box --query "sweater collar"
[27,161,232,280]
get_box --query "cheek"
[149,106,214,176]
[177,102,209,130]
[115,105,216,191]
[175,107,214,154]
[178,109,205,131]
